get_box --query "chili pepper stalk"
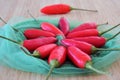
[27,10,40,24]
[0,17,19,32]
[100,23,120,35]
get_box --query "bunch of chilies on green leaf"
[0,17,120,80]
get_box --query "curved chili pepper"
[41,22,65,37]
[46,46,67,80]
[67,23,120,38]
[72,31,120,48]
[31,44,57,58]
[70,22,108,33]
[61,39,120,55]
[58,17,70,35]
[24,28,55,39]
[68,46,106,74]
[40,4,97,15]
[0,36,57,51]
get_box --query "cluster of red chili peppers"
[0,17,120,80]
[0,4,120,80]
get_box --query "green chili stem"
[27,10,39,24]
[46,60,59,80]
[20,47,32,56]
[0,17,19,32]
[96,48,120,51]
[86,62,107,74]
[100,24,120,35]
[71,7,98,12]
[46,65,55,80]
[97,22,108,26]
[0,17,7,24]
[0,35,20,44]
[106,31,120,41]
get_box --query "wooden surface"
[0,0,120,80]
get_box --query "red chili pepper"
[68,46,106,74]
[0,36,57,51]
[61,39,120,55]
[67,23,120,38]
[31,44,57,58]
[58,17,70,35]
[41,22,64,37]
[24,28,55,39]
[70,22,108,33]
[67,29,99,38]
[40,4,97,15]
[72,36,106,48]
[46,46,67,80]
[23,37,57,51]
[72,31,120,48]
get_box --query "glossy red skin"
[59,17,70,35]
[48,46,67,66]
[35,44,57,58]
[70,22,97,33]
[67,29,99,38]
[41,22,64,37]
[72,36,106,48]
[24,28,55,39]
[61,39,93,55]
[68,46,91,68]
[23,37,57,51]
[41,4,71,14]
